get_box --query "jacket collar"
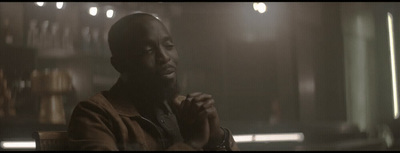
[105,91,142,117]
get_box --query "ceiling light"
[106,9,114,18]
[56,2,63,9]
[35,2,44,7]
[89,7,98,16]
[253,2,267,14]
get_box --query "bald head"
[108,13,169,59]
[107,12,179,100]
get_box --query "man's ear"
[111,56,125,73]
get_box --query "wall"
[170,2,348,134]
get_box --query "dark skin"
[110,15,224,150]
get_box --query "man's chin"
[164,81,180,101]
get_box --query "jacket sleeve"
[165,142,202,151]
[67,101,119,151]
[164,128,240,151]
[224,128,240,151]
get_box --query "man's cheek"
[142,59,156,73]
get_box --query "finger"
[192,94,212,103]
[194,98,215,113]
[188,92,203,97]
[205,106,218,119]
[195,110,210,134]
[186,92,203,102]
[177,99,186,120]
[201,99,215,109]
[181,99,195,124]
[189,97,201,114]
[194,98,215,114]
[190,98,213,114]
[180,97,190,110]
[192,94,213,109]
[186,92,203,101]
[197,109,210,120]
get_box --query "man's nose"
[156,47,171,64]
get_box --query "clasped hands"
[177,92,225,150]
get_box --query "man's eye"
[164,43,174,50]
[143,46,154,53]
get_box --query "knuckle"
[186,97,193,102]
[189,92,202,97]
[193,97,200,101]
[195,104,202,109]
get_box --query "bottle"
[50,22,60,49]
[3,18,14,45]
[62,27,74,52]
[39,20,50,50]
[91,27,100,56]
[81,26,91,53]
[27,19,39,48]
[5,88,16,117]
[0,78,16,118]
[14,77,35,119]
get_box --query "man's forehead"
[130,19,171,41]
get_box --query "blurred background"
[0,2,399,151]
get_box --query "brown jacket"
[67,91,239,151]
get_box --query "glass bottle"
[3,18,14,45]
[62,26,74,52]
[50,22,60,49]
[91,27,100,56]
[27,19,39,48]
[39,20,50,50]
[81,26,91,53]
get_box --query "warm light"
[35,2,44,7]
[253,133,304,142]
[233,133,304,143]
[253,3,259,11]
[388,12,399,119]
[253,2,267,14]
[232,134,253,143]
[56,2,63,9]
[106,9,114,18]
[257,3,267,13]
[1,141,35,149]
[89,7,98,16]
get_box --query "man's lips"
[160,68,175,75]
[158,65,176,75]
[159,66,176,80]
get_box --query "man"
[67,12,239,151]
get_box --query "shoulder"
[73,92,116,116]
[87,92,114,108]
[69,92,122,129]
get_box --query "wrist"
[210,128,225,145]
[205,127,228,150]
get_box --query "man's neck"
[110,77,172,108]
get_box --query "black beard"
[150,77,180,103]
[122,73,180,104]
